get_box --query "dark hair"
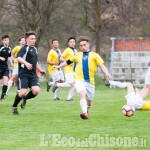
[78,36,89,43]
[2,35,9,40]
[52,39,58,44]
[67,36,76,42]
[26,31,36,38]
[18,36,25,42]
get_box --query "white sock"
[57,82,71,88]
[109,80,127,88]
[80,99,87,114]
[54,88,59,99]
[87,105,92,109]
[6,79,13,94]
[49,82,55,86]
[67,85,75,100]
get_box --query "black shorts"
[0,67,9,79]
[17,75,40,89]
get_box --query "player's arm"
[36,62,47,77]
[60,56,66,62]
[0,56,5,61]
[17,57,32,70]
[52,59,73,70]
[100,64,112,80]
[47,60,59,65]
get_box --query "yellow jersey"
[47,49,62,74]
[12,45,21,66]
[61,47,77,74]
[70,51,104,85]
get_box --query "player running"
[0,35,12,101]
[12,31,46,115]
[47,36,77,101]
[52,36,111,119]
[6,37,25,95]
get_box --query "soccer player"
[47,39,64,100]
[47,36,77,101]
[0,35,13,101]
[52,36,111,119]
[6,37,26,95]
[12,31,46,115]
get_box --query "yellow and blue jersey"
[47,49,62,74]
[70,51,104,85]
[12,45,21,66]
[61,47,77,74]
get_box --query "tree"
[4,0,65,47]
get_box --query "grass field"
[0,83,150,150]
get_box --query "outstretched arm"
[52,59,72,70]
[100,64,111,80]
[36,62,47,77]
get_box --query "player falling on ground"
[108,80,150,110]
[47,36,77,101]
[0,35,13,101]
[47,39,65,100]
[52,36,111,119]
[12,31,46,115]
[6,37,25,95]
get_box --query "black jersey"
[0,45,11,67]
[17,45,38,76]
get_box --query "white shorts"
[125,92,145,110]
[75,80,95,101]
[65,72,75,83]
[145,66,150,85]
[51,70,64,82]
[12,66,18,76]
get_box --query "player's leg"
[66,72,75,101]
[109,80,128,88]
[50,71,60,100]
[6,66,18,95]
[21,76,40,109]
[1,76,9,100]
[75,80,88,119]
[12,77,28,114]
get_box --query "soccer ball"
[122,105,135,117]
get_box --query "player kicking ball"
[52,36,111,119]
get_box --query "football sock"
[49,82,55,86]
[109,80,127,88]
[13,94,22,107]
[56,82,71,88]
[87,105,92,109]
[67,85,75,100]
[6,79,13,94]
[1,85,8,99]
[80,99,87,114]
[54,88,59,99]
[24,90,36,100]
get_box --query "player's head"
[26,31,36,47]
[68,36,76,48]
[2,34,9,47]
[78,36,90,52]
[18,36,26,46]
[52,39,59,49]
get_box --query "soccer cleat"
[54,97,60,100]
[52,82,58,93]
[0,99,7,102]
[66,98,74,101]
[21,98,26,109]
[80,113,89,119]
[47,82,51,92]
[12,106,19,115]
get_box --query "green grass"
[0,84,150,150]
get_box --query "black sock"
[24,90,36,100]
[1,85,8,99]
[13,94,22,107]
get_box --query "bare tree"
[4,0,65,47]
